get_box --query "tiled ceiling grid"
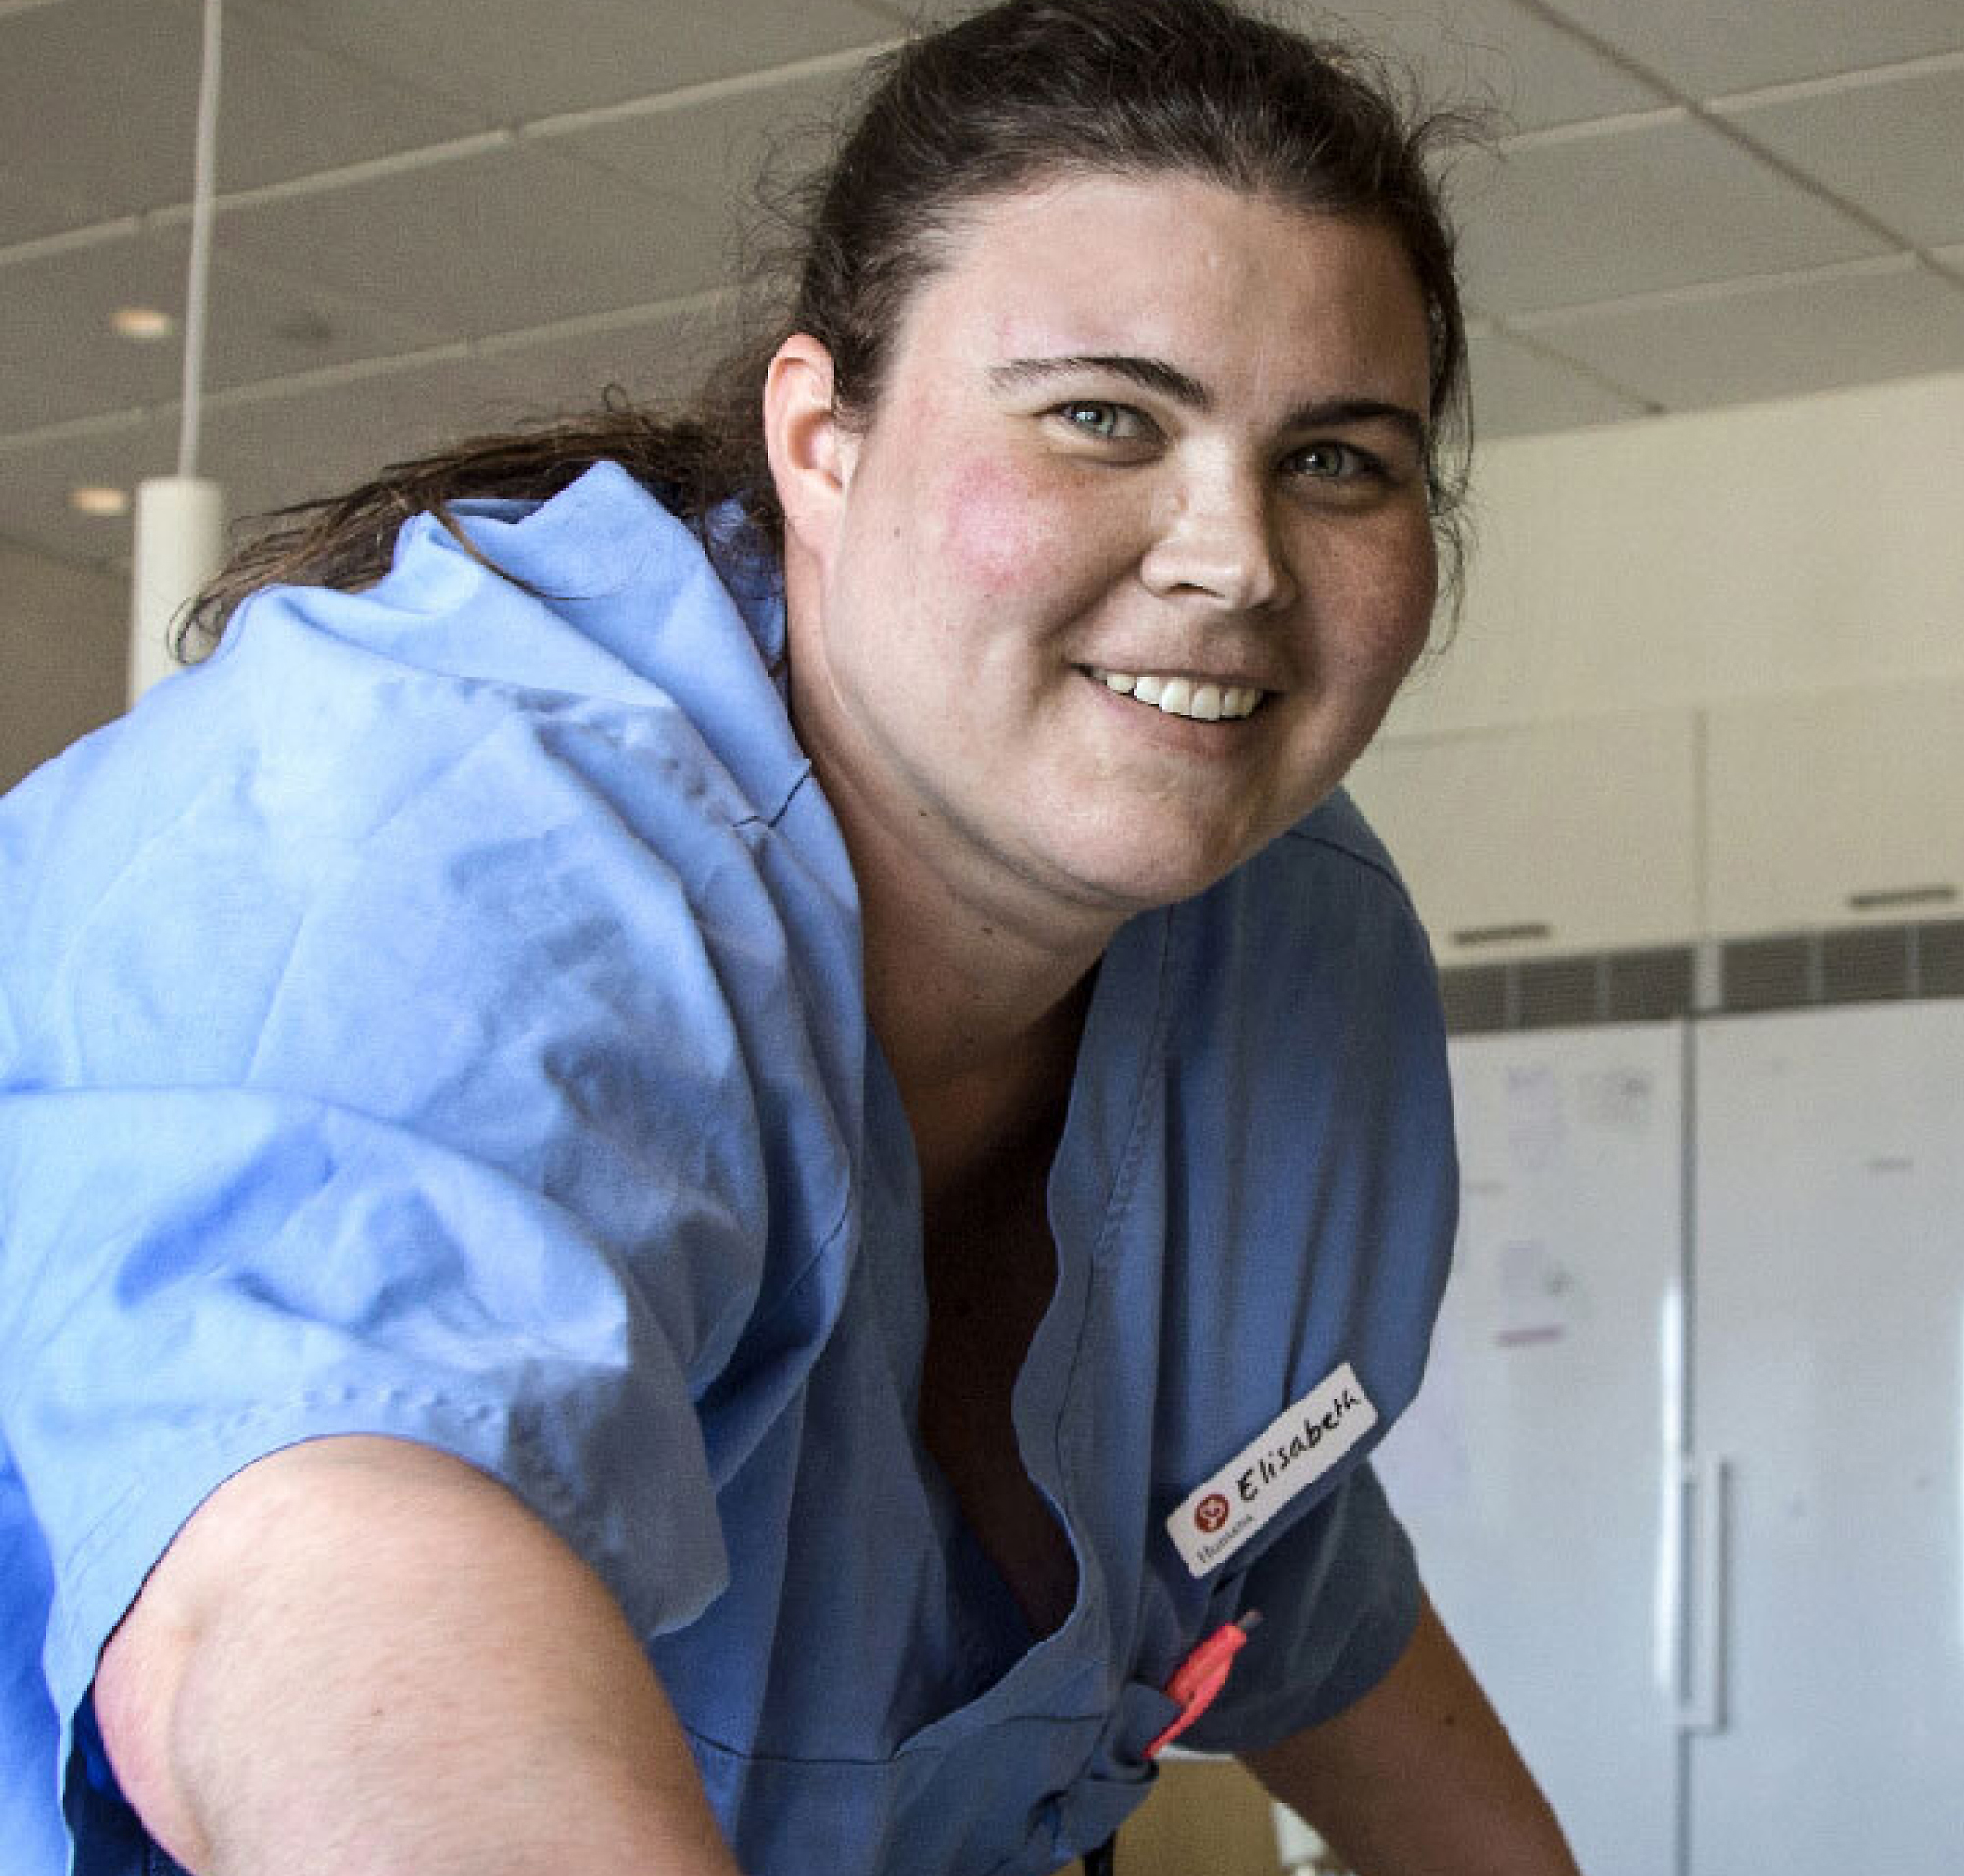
[1,0,1960,574]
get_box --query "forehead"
[893,171,1432,406]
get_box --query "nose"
[1137,468,1296,613]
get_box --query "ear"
[764,334,855,572]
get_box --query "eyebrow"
[989,352,1428,451]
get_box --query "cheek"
[933,458,1080,600]
[1334,521,1439,682]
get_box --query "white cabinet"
[1345,711,1700,965]
[1349,678,1964,964]
[1703,680,1964,936]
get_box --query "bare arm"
[94,1435,744,1876]
[1242,1591,1582,1876]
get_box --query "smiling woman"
[0,5,1581,1876]
[770,180,1438,931]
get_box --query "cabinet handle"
[1846,885,1955,912]
[1450,922,1553,947]
[1677,1454,1728,1734]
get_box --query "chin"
[1050,829,1261,917]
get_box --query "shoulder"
[1171,786,1438,1029]
[1277,786,1415,907]
[1,465,861,1150]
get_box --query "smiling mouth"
[1086,666,1268,723]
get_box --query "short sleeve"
[0,640,857,1821]
[1175,1462,1421,1754]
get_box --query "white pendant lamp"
[129,0,225,708]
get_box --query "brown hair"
[181,0,1479,656]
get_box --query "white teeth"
[1090,667,1264,722]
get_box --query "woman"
[0,2,1581,1871]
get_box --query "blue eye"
[1289,442,1369,480]
[1056,401,1143,440]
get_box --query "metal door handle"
[1677,1453,1728,1734]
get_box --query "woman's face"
[778,170,1439,929]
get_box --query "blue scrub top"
[0,463,1456,1876]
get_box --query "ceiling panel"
[1456,113,1893,315]
[0,230,448,433]
[1514,257,1964,410]
[1,233,206,432]
[465,303,738,416]
[199,354,520,519]
[0,303,747,574]
[1281,0,1664,130]
[1538,0,1964,98]
[0,0,480,224]
[243,0,900,124]
[552,65,865,225]
[1467,326,1650,437]
[3,0,1962,580]
[1716,59,1964,249]
[0,173,93,248]
[216,142,722,340]
[0,410,172,573]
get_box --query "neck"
[780,550,1121,1191]
[855,828,1106,1202]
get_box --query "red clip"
[1145,1610,1262,1759]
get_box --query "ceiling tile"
[244,0,898,124]
[0,0,482,225]
[1456,113,1893,314]
[0,235,197,432]
[466,303,737,417]
[0,408,173,573]
[0,174,93,248]
[1515,258,1964,409]
[1534,0,1964,97]
[0,228,448,433]
[216,142,727,340]
[551,65,863,223]
[199,354,511,519]
[192,305,740,525]
[1467,326,1651,436]
[1717,61,1964,249]
[1276,0,1665,130]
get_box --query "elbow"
[95,1579,214,1870]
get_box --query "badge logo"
[1194,1493,1230,1534]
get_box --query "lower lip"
[1079,670,1267,750]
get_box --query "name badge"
[1167,1363,1378,1577]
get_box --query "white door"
[1689,1002,1964,1873]
[1377,1022,1687,1876]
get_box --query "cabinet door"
[1376,1022,1686,1876]
[1690,1003,1964,1874]
[1346,711,1700,966]
[1704,680,1964,936]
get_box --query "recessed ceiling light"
[70,485,130,517]
[111,306,176,341]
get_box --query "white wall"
[1389,367,1964,737]
[0,542,124,794]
